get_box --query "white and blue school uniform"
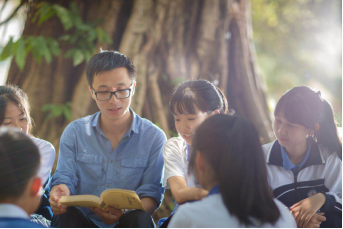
[31,137,55,220]
[263,138,342,227]
[0,204,47,228]
[168,185,297,228]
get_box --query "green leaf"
[53,5,73,30]
[52,106,62,117]
[41,104,54,112]
[73,49,84,66]
[59,34,71,41]
[0,37,14,60]
[15,38,26,70]
[37,37,51,63]
[65,49,76,58]
[48,39,61,56]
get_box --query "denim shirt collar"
[281,139,311,170]
[90,108,139,137]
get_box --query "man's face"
[90,67,135,123]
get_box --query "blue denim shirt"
[51,109,166,227]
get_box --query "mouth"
[108,107,121,113]
[182,134,193,140]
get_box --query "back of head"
[169,79,228,115]
[190,114,280,225]
[0,128,40,202]
[275,86,342,158]
[0,85,32,132]
[85,50,136,87]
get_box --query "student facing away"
[0,128,47,228]
[0,85,55,222]
[168,114,297,227]
[263,86,342,228]
[50,50,166,228]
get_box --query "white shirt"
[169,194,297,228]
[163,136,198,188]
[31,137,55,185]
[0,203,29,219]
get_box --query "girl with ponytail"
[169,114,296,227]
[263,86,342,228]
[160,80,228,227]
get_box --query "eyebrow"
[4,112,24,119]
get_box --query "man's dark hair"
[85,50,136,87]
[0,128,40,202]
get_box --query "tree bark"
[6,0,274,221]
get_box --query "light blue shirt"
[51,109,166,227]
[281,140,311,171]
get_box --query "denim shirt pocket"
[76,154,105,185]
[119,158,148,187]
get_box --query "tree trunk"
[6,0,274,221]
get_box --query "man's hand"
[89,206,123,225]
[303,212,326,228]
[49,184,70,215]
[290,193,326,228]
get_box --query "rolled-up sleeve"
[50,123,79,195]
[135,129,166,207]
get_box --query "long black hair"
[275,86,342,159]
[169,79,228,115]
[189,114,280,225]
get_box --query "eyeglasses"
[92,83,133,101]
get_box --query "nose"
[277,124,286,135]
[108,93,119,104]
[12,121,23,131]
[180,119,190,131]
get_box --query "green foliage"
[0,1,112,70]
[41,102,72,121]
[251,0,342,124]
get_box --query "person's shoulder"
[165,136,184,147]
[0,217,46,228]
[30,137,55,152]
[318,144,341,163]
[135,113,166,138]
[64,112,99,131]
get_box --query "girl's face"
[273,112,313,154]
[173,106,211,145]
[1,102,29,135]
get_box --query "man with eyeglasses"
[49,50,166,228]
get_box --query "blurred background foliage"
[251,0,342,125]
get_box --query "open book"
[59,189,145,210]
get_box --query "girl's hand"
[303,212,326,228]
[290,193,326,228]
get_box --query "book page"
[101,189,145,210]
[59,195,102,208]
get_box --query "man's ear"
[30,177,42,197]
[89,86,96,100]
[131,80,136,96]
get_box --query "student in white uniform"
[169,114,297,228]
[161,80,228,227]
[263,86,342,228]
[0,85,55,221]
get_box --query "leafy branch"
[41,102,72,121]
[0,1,112,70]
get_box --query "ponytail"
[316,100,342,159]
[275,86,341,159]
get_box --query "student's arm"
[290,152,342,227]
[135,129,166,214]
[168,176,208,205]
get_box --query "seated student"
[0,85,55,221]
[169,114,297,227]
[161,80,228,226]
[49,50,166,228]
[262,86,342,228]
[0,128,46,228]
